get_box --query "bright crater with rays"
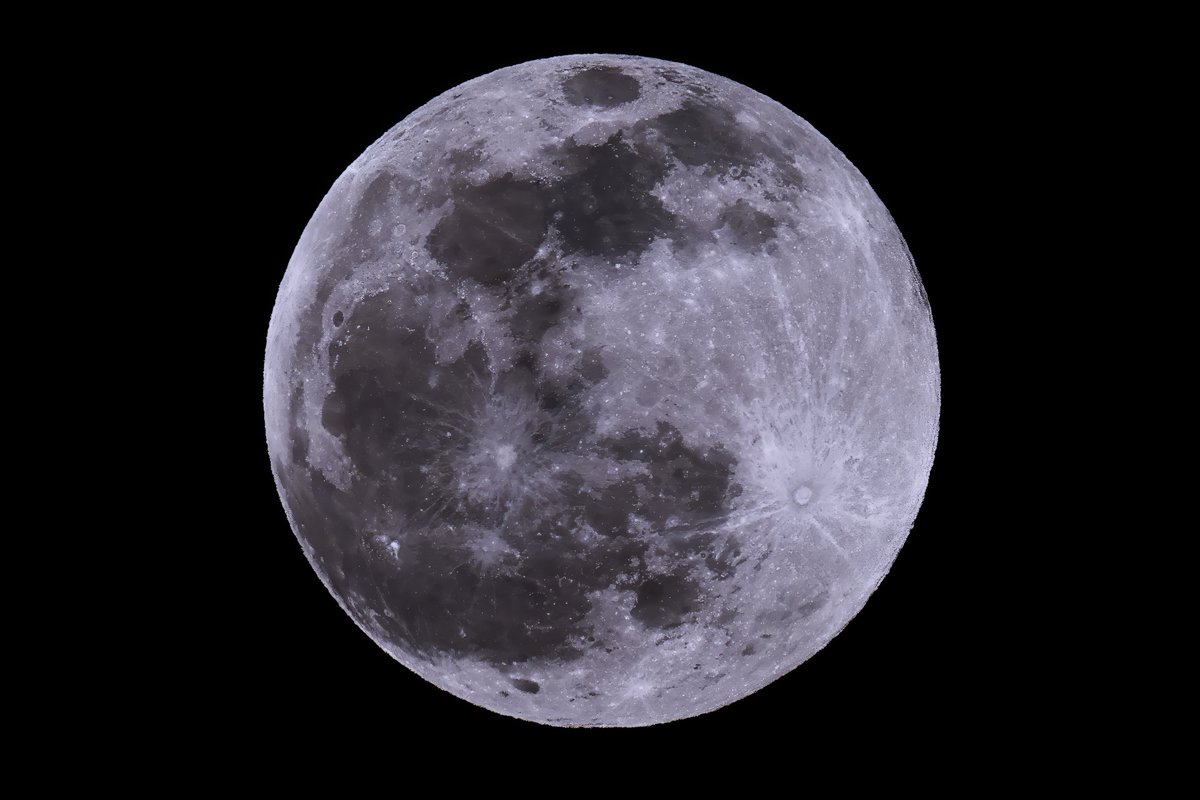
[264,55,940,727]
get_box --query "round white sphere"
[264,55,940,727]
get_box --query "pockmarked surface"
[265,55,940,727]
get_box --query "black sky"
[171,25,1062,767]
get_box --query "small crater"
[511,678,541,694]
[494,444,516,471]
[741,644,756,656]
[562,67,641,108]
[332,310,344,327]
[792,485,813,506]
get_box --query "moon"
[264,54,939,727]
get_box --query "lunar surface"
[264,55,939,727]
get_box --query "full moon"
[264,55,939,727]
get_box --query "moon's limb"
[264,55,939,727]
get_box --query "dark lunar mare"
[425,69,798,289]
[282,288,745,668]
[276,64,814,673]
[562,66,641,108]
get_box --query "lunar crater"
[562,66,641,109]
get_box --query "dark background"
[179,27,1058,764]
